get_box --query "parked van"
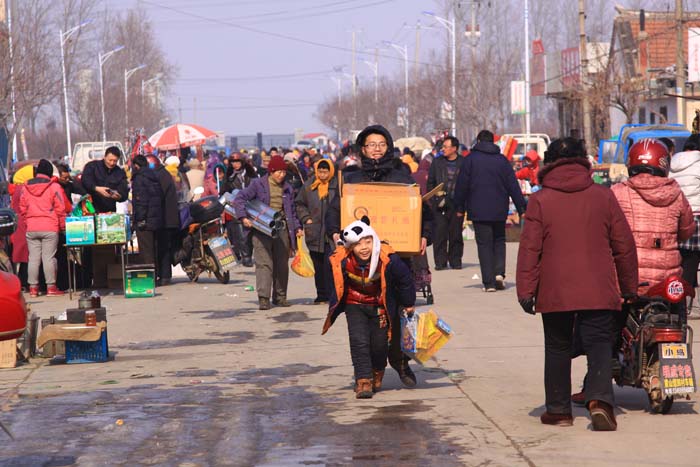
[500,133,550,161]
[70,141,126,172]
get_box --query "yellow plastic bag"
[401,308,452,364]
[291,234,315,278]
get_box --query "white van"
[70,141,126,172]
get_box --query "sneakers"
[313,297,328,305]
[588,400,617,431]
[46,285,64,296]
[495,275,506,290]
[483,287,497,293]
[540,412,573,427]
[355,378,373,399]
[372,369,385,392]
[272,298,291,307]
[29,286,39,298]
[259,297,271,310]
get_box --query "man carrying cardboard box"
[326,124,432,388]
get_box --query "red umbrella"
[148,123,217,150]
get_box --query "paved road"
[1,241,699,466]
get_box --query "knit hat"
[37,159,54,177]
[268,155,287,172]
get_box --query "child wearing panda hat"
[322,216,416,398]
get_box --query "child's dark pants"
[345,304,388,380]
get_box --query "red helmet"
[627,138,670,177]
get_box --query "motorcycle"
[176,188,236,284]
[614,275,696,414]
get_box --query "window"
[650,112,656,124]
[638,107,646,124]
[660,106,668,122]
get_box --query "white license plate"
[661,343,689,359]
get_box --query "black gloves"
[519,297,536,315]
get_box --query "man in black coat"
[150,156,180,285]
[80,146,129,213]
[325,124,431,389]
[453,130,527,292]
[57,163,86,201]
[131,156,164,265]
[427,136,464,270]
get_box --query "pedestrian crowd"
[2,124,699,432]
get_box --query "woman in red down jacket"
[611,138,694,295]
[516,138,638,432]
[18,160,69,297]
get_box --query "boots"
[588,400,617,431]
[354,379,373,399]
[394,362,417,388]
[29,286,39,298]
[372,369,385,392]
[46,285,64,296]
[259,297,271,310]
[241,256,253,267]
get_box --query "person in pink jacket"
[611,139,694,296]
[18,160,68,297]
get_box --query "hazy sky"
[104,0,447,137]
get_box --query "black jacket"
[155,166,180,229]
[326,125,432,241]
[295,176,338,252]
[131,167,164,231]
[227,164,258,191]
[427,155,462,210]
[452,141,527,222]
[60,178,87,201]
[81,160,129,213]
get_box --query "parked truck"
[70,141,126,172]
[597,124,691,165]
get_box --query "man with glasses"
[427,136,464,270]
[326,124,432,389]
[453,130,526,292]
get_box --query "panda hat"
[341,216,381,279]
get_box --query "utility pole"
[676,0,686,126]
[524,0,532,142]
[579,0,592,154]
[7,0,18,162]
[351,30,358,130]
[414,20,421,70]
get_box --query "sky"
[104,0,449,137]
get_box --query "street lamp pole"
[363,60,378,106]
[124,64,146,139]
[424,11,457,137]
[141,75,161,129]
[384,41,409,137]
[60,20,91,160]
[98,45,125,142]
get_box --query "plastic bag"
[71,194,95,217]
[400,308,453,364]
[291,234,315,278]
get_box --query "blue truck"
[598,123,691,164]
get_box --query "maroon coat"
[516,158,638,313]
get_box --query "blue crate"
[65,329,109,364]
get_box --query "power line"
[175,103,318,111]
[140,0,442,70]
[175,69,336,83]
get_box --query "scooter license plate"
[659,344,696,397]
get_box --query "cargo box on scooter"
[189,196,224,224]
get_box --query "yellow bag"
[291,234,315,278]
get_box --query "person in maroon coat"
[516,137,638,431]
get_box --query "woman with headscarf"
[295,159,338,304]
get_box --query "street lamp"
[60,19,91,159]
[383,40,409,137]
[141,75,162,128]
[363,59,378,106]
[98,45,125,142]
[124,64,146,138]
[424,10,457,138]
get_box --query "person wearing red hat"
[234,155,302,310]
[515,149,541,187]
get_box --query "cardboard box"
[107,264,123,289]
[0,339,17,368]
[341,183,422,254]
[125,267,155,298]
[66,216,95,245]
[95,213,130,244]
